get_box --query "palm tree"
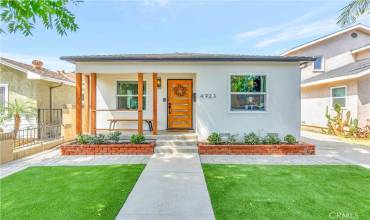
[338,0,369,27]
[1,99,36,135]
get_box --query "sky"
[1,0,369,72]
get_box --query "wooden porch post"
[83,75,90,133]
[152,73,158,135]
[76,73,82,135]
[90,73,97,135]
[138,73,143,134]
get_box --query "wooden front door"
[167,79,193,129]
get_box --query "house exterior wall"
[354,49,370,61]
[0,64,75,131]
[77,61,301,140]
[96,73,196,131]
[301,79,359,127]
[288,30,370,81]
[358,75,370,127]
[287,28,370,128]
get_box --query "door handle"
[168,103,172,114]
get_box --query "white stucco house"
[61,53,314,140]
[283,24,370,128]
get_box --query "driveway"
[301,131,370,169]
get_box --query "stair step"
[155,146,198,154]
[155,140,198,147]
[156,134,198,140]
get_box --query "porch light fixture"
[157,77,162,88]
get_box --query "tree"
[1,99,36,135]
[0,0,80,36]
[338,0,369,27]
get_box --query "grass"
[0,165,145,220]
[203,165,370,220]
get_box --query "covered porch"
[74,72,195,136]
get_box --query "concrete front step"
[155,146,198,153]
[120,133,198,141]
[156,139,198,147]
[119,133,199,153]
[155,134,198,141]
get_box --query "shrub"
[130,134,145,144]
[226,134,238,144]
[76,134,90,145]
[284,134,297,144]
[262,134,281,145]
[88,134,106,145]
[244,132,261,145]
[207,132,222,145]
[107,131,122,143]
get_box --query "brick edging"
[61,142,155,155]
[198,142,315,155]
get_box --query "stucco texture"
[78,61,301,140]
[302,78,370,127]
[289,29,370,80]
[0,64,75,130]
[358,75,370,126]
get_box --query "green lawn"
[203,165,370,220]
[0,165,144,220]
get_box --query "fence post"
[37,109,41,139]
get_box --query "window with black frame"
[116,81,146,110]
[230,75,266,112]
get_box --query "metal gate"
[37,109,63,140]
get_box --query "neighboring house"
[282,24,370,127]
[61,53,313,140]
[0,57,75,132]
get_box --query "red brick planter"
[61,142,155,155]
[198,142,315,155]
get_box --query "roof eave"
[60,56,315,63]
[1,59,75,86]
[301,69,370,87]
[282,24,370,56]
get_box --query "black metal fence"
[0,124,63,149]
[0,109,63,149]
[38,109,63,126]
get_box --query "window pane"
[117,96,146,110]
[117,81,147,95]
[231,75,266,93]
[0,87,4,108]
[332,98,345,108]
[314,57,322,70]
[332,87,345,97]
[231,94,265,111]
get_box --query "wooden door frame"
[166,79,193,130]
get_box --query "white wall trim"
[313,56,325,72]
[115,79,148,113]
[227,73,268,114]
[0,83,9,107]
[330,85,347,108]
[352,44,370,54]
[301,70,370,87]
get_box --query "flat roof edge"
[60,56,315,63]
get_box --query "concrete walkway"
[301,130,370,168]
[0,147,150,179]
[116,153,215,220]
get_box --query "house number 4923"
[200,93,216,99]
